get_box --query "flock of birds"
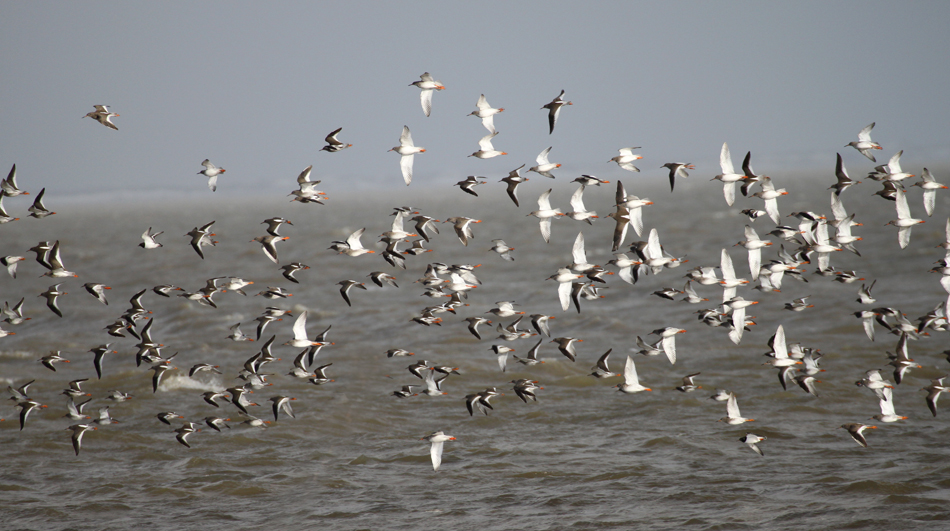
[2,73,950,470]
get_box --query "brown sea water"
[2,169,950,531]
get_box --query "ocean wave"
[158,374,224,393]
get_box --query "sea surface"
[2,171,949,531]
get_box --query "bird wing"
[720,142,735,175]
[897,227,912,249]
[720,249,737,280]
[571,232,586,265]
[478,132,497,151]
[539,218,552,244]
[537,147,552,165]
[325,128,342,145]
[400,154,415,186]
[71,428,85,455]
[569,186,586,212]
[623,355,640,386]
[726,394,741,418]
[749,249,761,281]
[773,325,788,359]
[723,182,737,207]
[815,221,831,246]
[612,211,630,252]
[31,187,48,211]
[424,372,439,393]
[862,317,875,342]
[730,307,746,345]
[430,440,444,471]
[887,150,903,174]
[548,107,559,133]
[496,352,508,372]
[923,190,936,217]
[297,165,313,184]
[764,198,780,224]
[835,153,850,183]
[49,240,64,270]
[661,336,677,364]
[292,311,308,341]
[629,206,643,237]
[748,442,764,456]
[831,192,847,221]
[420,89,433,117]
[528,337,543,358]
[346,228,366,250]
[557,281,572,311]
[595,349,612,372]
[857,122,875,142]
[399,126,413,147]
[646,228,662,259]
[619,161,640,173]
[879,387,896,416]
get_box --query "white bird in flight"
[421,431,456,471]
[389,126,425,186]
[410,72,445,117]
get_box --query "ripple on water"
[568,518,642,528]
[0,483,33,492]
[583,470,648,482]
[705,523,755,531]
[349,454,382,465]
[78,501,134,512]
[840,519,883,529]
[840,479,935,495]
[194,510,240,522]
[511,470,582,480]
[141,485,194,498]
[198,481,269,496]
[882,494,942,505]
[641,436,679,447]
[183,456,228,469]
[319,511,362,519]
[917,510,950,521]
[86,484,128,496]
[815,475,847,483]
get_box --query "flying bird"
[739,433,766,456]
[410,72,445,117]
[389,126,425,186]
[421,431,456,471]
[528,146,560,179]
[846,122,882,162]
[541,90,572,134]
[468,94,504,133]
[321,127,352,152]
[609,147,642,173]
[66,424,96,455]
[661,162,694,191]
[198,159,226,192]
[713,142,747,206]
[83,105,119,130]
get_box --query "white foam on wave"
[0,350,38,360]
[158,373,225,393]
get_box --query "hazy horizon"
[2,2,948,200]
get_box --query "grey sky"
[2,1,948,199]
